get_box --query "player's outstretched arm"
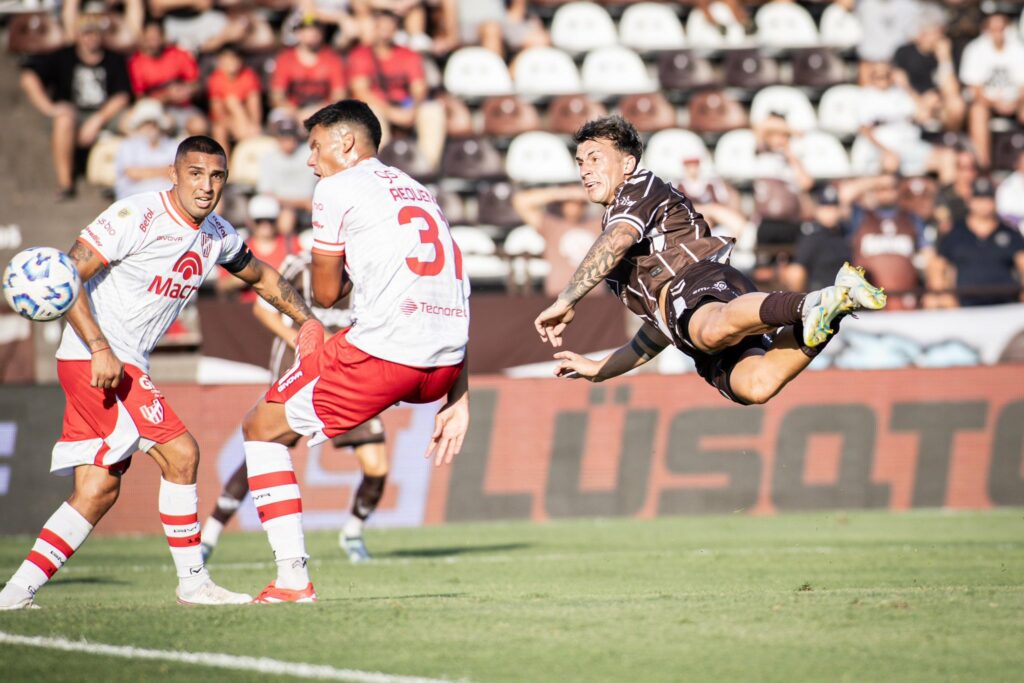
[554,323,668,383]
[534,222,637,347]
[233,256,315,326]
[66,240,124,389]
[425,367,469,468]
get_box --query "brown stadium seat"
[857,254,919,310]
[688,90,748,134]
[992,130,1024,172]
[898,176,938,221]
[617,93,676,133]
[657,50,716,93]
[547,94,607,135]
[441,136,506,182]
[239,12,278,54]
[790,48,848,89]
[482,96,541,138]
[379,137,438,183]
[477,181,523,229]
[7,12,64,55]
[753,178,801,223]
[444,96,475,138]
[723,49,780,90]
[435,189,468,225]
[228,135,279,189]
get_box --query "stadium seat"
[643,129,712,183]
[619,3,686,52]
[790,48,848,89]
[657,50,716,93]
[505,132,578,185]
[753,178,801,223]
[504,225,551,290]
[817,85,864,139]
[449,227,509,285]
[857,254,918,310]
[722,49,780,90]
[444,96,475,138]
[228,135,278,189]
[85,136,123,188]
[754,2,818,50]
[550,2,618,54]
[617,93,676,133]
[713,129,758,183]
[504,224,547,257]
[435,188,468,225]
[581,46,656,98]
[792,131,851,180]
[513,47,582,99]
[379,137,438,184]
[819,3,862,50]
[688,90,748,134]
[482,96,542,138]
[685,1,748,50]
[443,47,513,99]
[441,136,506,182]
[7,12,63,55]
[749,86,816,133]
[478,181,525,229]
[547,94,608,135]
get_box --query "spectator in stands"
[856,0,921,62]
[357,0,432,51]
[935,148,979,235]
[678,154,752,268]
[114,99,176,200]
[926,176,1024,307]
[752,114,812,247]
[62,0,143,49]
[694,0,754,35]
[271,17,347,121]
[783,185,853,293]
[846,173,926,263]
[258,110,317,236]
[995,150,1024,230]
[20,14,131,200]
[129,19,207,136]
[960,6,1024,169]
[148,0,228,54]
[892,4,965,132]
[436,0,549,58]
[348,8,446,170]
[207,43,262,151]
[511,184,601,298]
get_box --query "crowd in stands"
[5,0,1024,310]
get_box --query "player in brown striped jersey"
[535,116,887,404]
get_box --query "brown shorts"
[666,260,772,405]
[330,416,386,448]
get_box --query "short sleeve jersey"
[128,45,199,102]
[310,158,469,367]
[346,45,423,105]
[57,191,245,372]
[939,221,1024,306]
[208,67,261,102]
[271,48,346,108]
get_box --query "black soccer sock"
[211,462,250,524]
[793,316,844,359]
[759,292,806,327]
[352,475,387,521]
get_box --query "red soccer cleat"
[252,581,318,604]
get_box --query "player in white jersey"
[237,100,470,604]
[0,136,316,610]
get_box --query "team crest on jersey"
[201,232,212,258]
[117,207,131,219]
[139,398,164,424]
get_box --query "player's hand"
[425,394,469,467]
[534,299,575,348]
[553,351,604,382]
[91,349,124,390]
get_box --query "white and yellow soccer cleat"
[835,262,887,311]
[801,285,851,348]
[176,579,252,606]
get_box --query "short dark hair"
[143,18,163,33]
[573,115,643,165]
[175,136,227,164]
[304,99,383,150]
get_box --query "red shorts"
[265,330,462,440]
[50,360,187,476]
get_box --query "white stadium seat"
[581,46,656,98]
[503,225,551,287]
[819,3,862,50]
[229,135,278,188]
[619,3,686,52]
[685,1,748,49]
[754,2,819,49]
[817,84,863,138]
[443,47,513,99]
[749,85,817,132]
[550,1,618,54]
[86,135,124,188]
[643,129,712,183]
[513,47,581,99]
[449,227,509,284]
[713,129,758,183]
[793,131,851,179]
[505,132,579,185]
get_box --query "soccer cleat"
[341,534,372,564]
[176,580,252,606]
[801,285,851,348]
[0,584,39,611]
[252,581,318,604]
[834,262,887,311]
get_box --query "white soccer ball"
[2,247,82,321]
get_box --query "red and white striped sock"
[7,502,92,596]
[245,440,309,589]
[158,478,208,593]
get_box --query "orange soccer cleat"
[252,581,318,604]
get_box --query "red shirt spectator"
[129,44,198,106]
[347,43,423,105]
[271,47,346,109]
[208,67,261,107]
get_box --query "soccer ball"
[2,247,82,321]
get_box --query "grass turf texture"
[1,510,1021,683]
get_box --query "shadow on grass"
[47,577,131,588]
[323,592,468,603]
[381,543,530,559]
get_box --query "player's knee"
[735,374,781,405]
[162,435,200,481]
[73,477,120,516]
[241,405,267,442]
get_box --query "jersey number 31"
[401,205,464,280]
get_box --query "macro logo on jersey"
[147,251,203,300]
[172,251,203,280]
[400,298,418,316]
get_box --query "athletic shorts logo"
[400,298,418,316]
[172,251,203,280]
[139,399,164,425]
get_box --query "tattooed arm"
[231,257,315,326]
[65,239,125,388]
[533,222,638,347]
[552,322,669,382]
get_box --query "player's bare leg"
[242,399,317,604]
[145,432,251,605]
[200,460,250,561]
[727,327,819,405]
[0,464,119,610]
[342,442,389,564]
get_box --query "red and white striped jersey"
[310,158,469,368]
[56,190,245,372]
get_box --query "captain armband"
[221,244,254,274]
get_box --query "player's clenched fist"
[534,299,575,348]
[90,348,124,389]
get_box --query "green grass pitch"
[1,510,1022,682]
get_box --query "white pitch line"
[0,631,461,683]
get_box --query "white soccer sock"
[245,440,309,589]
[158,478,208,593]
[6,502,93,597]
[343,516,364,540]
